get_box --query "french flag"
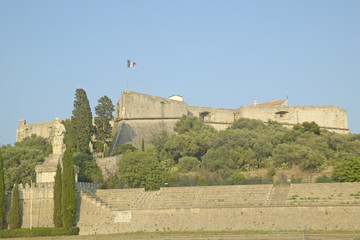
[127,60,136,68]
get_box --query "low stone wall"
[18,182,97,228]
[16,183,360,234]
[77,197,360,235]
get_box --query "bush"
[315,174,332,183]
[227,171,245,185]
[290,175,302,183]
[332,156,360,182]
[177,156,201,173]
[112,144,137,156]
[0,227,79,238]
[242,177,263,185]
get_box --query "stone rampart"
[77,204,360,235]
[14,182,360,234]
[238,105,348,133]
[112,119,178,150]
[115,91,187,120]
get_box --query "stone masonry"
[16,183,360,234]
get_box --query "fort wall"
[187,106,236,131]
[238,105,348,134]
[112,119,178,149]
[77,183,360,235]
[12,183,360,234]
[77,204,360,235]
[115,91,187,120]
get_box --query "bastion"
[111,91,349,149]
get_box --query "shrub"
[242,177,263,185]
[315,174,332,183]
[177,156,201,173]
[290,175,302,183]
[0,227,79,238]
[332,156,360,182]
[227,171,245,185]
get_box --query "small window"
[276,111,288,118]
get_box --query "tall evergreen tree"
[7,184,20,229]
[95,95,114,157]
[0,151,5,229]
[61,148,76,229]
[53,162,62,227]
[70,88,93,153]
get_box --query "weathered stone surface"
[17,183,360,234]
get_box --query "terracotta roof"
[251,99,287,106]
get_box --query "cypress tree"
[0,151,5,229]
[53,162,62,227]
[71,88,93,153]
[61,148,76,229]
[95,95,114,157]
[7,184,20,229]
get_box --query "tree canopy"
[65,88,93,153]
[0,135,52,190]
[94,95,114,157]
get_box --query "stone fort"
[12,91,357,235]
[112,91,348,149]
[17,91,349,150]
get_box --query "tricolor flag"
[127,60,136,68]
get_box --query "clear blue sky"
[1,0,359,145]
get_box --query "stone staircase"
[131,191,154,209]
[81,192,112,211]
[266,185,290,205]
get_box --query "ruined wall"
[238,105,348,133]
[115,91,187,120]
[16,120,55,142]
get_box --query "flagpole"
[126,62,128,91]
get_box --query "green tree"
[1,135,52,190]
[174,115,207,134]
[0,151,5,229]
[231,118,265,130]
[177,156,201,173]
[302,121,320,135]
[53,162,62,227]
[95,95,114,157]
[118,149,163,190]
[332,156,360,182]
[112,144,137,156]
[73,153,102,183]
[68,88,93,153]
[7,184,20,229]
[61,148,76,229]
